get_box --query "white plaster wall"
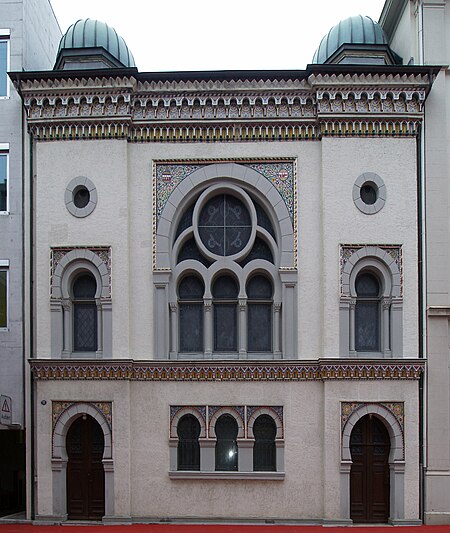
[321,137,419,358]
[34,378,419,521]
[35,140,131,357]
[35,136,418,360]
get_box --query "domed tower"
[54,19,136,70]
[312,15,402,65]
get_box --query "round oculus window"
[360,182,378,205]
[73,186,90,209]
[198,194,251,256]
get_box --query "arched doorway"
[350,414,390,523]
[66,415,105,520]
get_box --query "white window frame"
[0,259,9,330]
[0,143,9,214]
[0,30,11,99]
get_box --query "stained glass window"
[179,276,204,352]
[247,276,273,352]
[177,414,200,470]
[253,415,277,471]
[73,273,97,352]
[199,195,251,256]
[355,272,380,351]
[215,414,238,471]
[213,276,238,352]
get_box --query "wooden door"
[66,416,105,520]
[350,415,390,523]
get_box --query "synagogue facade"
[12,15,435,524]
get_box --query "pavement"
[1,524,450,533]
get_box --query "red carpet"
[1,524,450,533]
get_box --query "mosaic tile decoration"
[339,244,403,296]
[341,401,404,434]
[51,400,112,455]
[154,159,296,228]
[247,406,284,438]
[169,405,207,438]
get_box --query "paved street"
[1,524,450,533]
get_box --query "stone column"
[204,299,212,357]
[349,299,356,355]
[169,302,178,359]
[382,297,391,356]
[62,299,71,357]
[239,299,247,358]
[273,303,282,356]
[96,299,103,358]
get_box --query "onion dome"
[312,15,400,65]
[54,19,136,70]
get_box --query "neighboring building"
[12,14,433,524]
[0,0,60,518]
[380,0,450,525]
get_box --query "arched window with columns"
[158,163,296,360]
[339,246,403,358]
[50,247,112,358]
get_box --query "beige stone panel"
[35,140,130,357]
[320,137,419,358]
[34,377,419,521]
[129,380,324,519]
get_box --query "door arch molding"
[51,402,114,520]
[340,403,405,524]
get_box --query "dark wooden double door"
[350,415,390,523]
[66,416,105,520]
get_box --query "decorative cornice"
[15,71,432,142]
[30,359,425,382]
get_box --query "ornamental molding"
[30,359,425,382]
[15,72,431,142]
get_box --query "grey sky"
[50,0,386,72]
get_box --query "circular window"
[65,176,97,218]
[73,186,90,209]
[193,185,257,261]
[353,173,386,214]
[360,182,377,205]
[198,194,251,256]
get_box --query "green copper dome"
[55,19,136,69]
[312,15,388,64]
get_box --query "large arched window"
[355,272,380,352]
[253,414,276,471]
[215,414,238,471]
[72,273,97,352]
[178,276,204,353]
[162,171,297,359]
[177,414,200,471]
[247,275,273,352]
[213,275,238,353]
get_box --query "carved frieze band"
[31,360,424,381]
[18,72,429,141]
